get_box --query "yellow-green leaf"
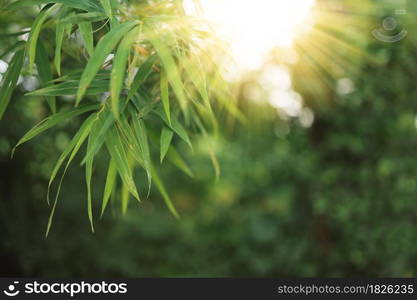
[76,20,138,105]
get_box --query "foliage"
[1,0,417,278]
[0,0,231,234]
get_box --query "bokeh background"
[2,0,417,277]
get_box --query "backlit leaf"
[160,127,173,163]
[76,20,139,105]
[111,26,140,117]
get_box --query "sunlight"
[184,0,315,71]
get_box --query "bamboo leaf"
[81,108,115,165]
[85,135,95,232]
[149,129,193,178]
[13,104,100,153]
[131,116,152,193]
[126,54,157,101]
[27,4,54,73]
[160,71,171,124]
[0,49,25,120]
[111,26,140,117]
[160,127,173,163]
[8,0,103,12]
[154,108,193,151]
[76,20,139,105]
[79,21,94,56]
[101,158,117,217]
[35,40,56,113]
[166,145,194,178]
[60,12,106,24]
[54,21,66,76]
[100,0,112,17]
[47,113,96,204]
[120,183,129,214]
[146,26,187,112]
[105,127,140,201]
[46,113,97,236]
[99,0,117,27]
[27,79,109,96]
[151,166,179,219]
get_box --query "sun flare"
[184,0,315,71]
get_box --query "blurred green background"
[2,0,417,277]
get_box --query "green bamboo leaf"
[154,108,193,151]
[149,129,193,178]
[105,127,140,201]
[49,69,111,83]
[0,49,25,120]
[46,113,97,236]
[79,22,94,56]
[7,0,103,12]
[76,20,139,105]
[131,116,152,193]
[126,54,157,101]
[35,40,56,113]
[146,26,187,112]
[85,135,95,232]
[27,79,109,96]
[64,12,74,38]
[47,113,96,204]
[166,145,194,178]
[160,127,173,163]
[13,104,100,153]
[81,108,115,165]
[101,158,117,217]
[151,166,179,219]
[116,112,153,196]
[120,183,129,215]
[54,21,66,76]
[160,71,171,124]
[111,26,140,117]
[27,4,55,73]
[100,0,119,27]
[99,0,112,19]
[60,12,106,24]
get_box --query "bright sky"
[184,0,315,71]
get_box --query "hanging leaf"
[76,20,139,105]
[160,71,171,124]
[46,113,97,236]
[47,113,97,203]
[54,20,66,76]
[60,12,107,24]
[0,49,25,120]
[27,4,55,73]
[35,40,56,113]
[146,26,187,112]
[131,115,152,193]
[27,79,109,96]
[126,54,157,101]
[79,21,94,56]
[7,0,104,12]
[13,104,100,153]
[85,135,95,232]
[160,127,173,163]
[154,108,193,151]
[105,127,140,201]
[111,26,140,117]
[151,166,179,219]
[101,159,117,217]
